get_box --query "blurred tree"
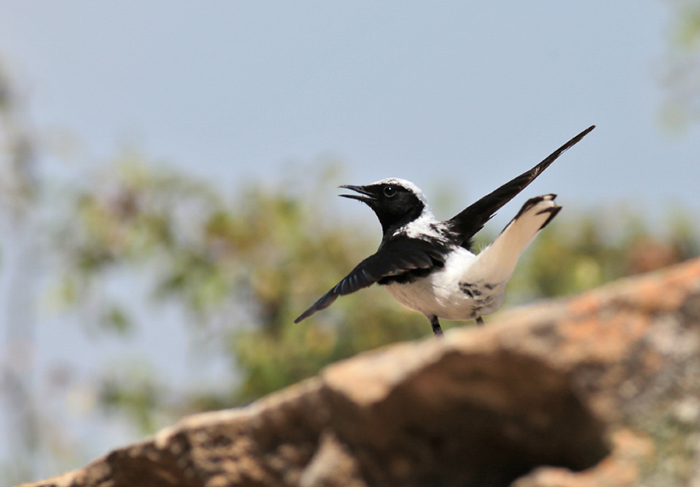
[660,0,700,129]
[0,59,42,485]
[54,158,430,406]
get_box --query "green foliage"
[675,2,700,49]
[99,364,164,434]
[55,158,430,405]
[660,0,700,129]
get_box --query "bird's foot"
[430,316,443,336]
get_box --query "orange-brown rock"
[20,259,700,487]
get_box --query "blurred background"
[1,2,700,484]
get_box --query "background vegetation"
[2,2,700,484]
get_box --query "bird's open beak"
[339,185,375,204]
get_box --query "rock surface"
[21,259,700,487]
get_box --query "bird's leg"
[430,315,443,336]
[476,316,484,326]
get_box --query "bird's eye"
[383,186,397,198]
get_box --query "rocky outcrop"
[21,259,700,487]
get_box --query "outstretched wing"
[294,237,448,323]
[448,125,595,248]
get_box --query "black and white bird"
[295,126,595,336]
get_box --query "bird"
[295,125,595,336]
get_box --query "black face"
[340,182,425,235]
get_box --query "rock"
[20,259,700,487]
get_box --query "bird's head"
[340,178,433,235]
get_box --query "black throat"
[376,200,425,237]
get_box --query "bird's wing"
[447,125,595,248]
[294,237,447,323]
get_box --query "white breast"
[384,247,506,321]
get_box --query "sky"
[1,2,698,218]
[0,1,699,481]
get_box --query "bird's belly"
[384,258,506,321]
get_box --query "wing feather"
[448,125,594,247]
[294,237,447,323]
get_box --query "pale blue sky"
[1,1,699,481]
[1,2,698,218]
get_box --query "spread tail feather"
[465,194,560,284]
